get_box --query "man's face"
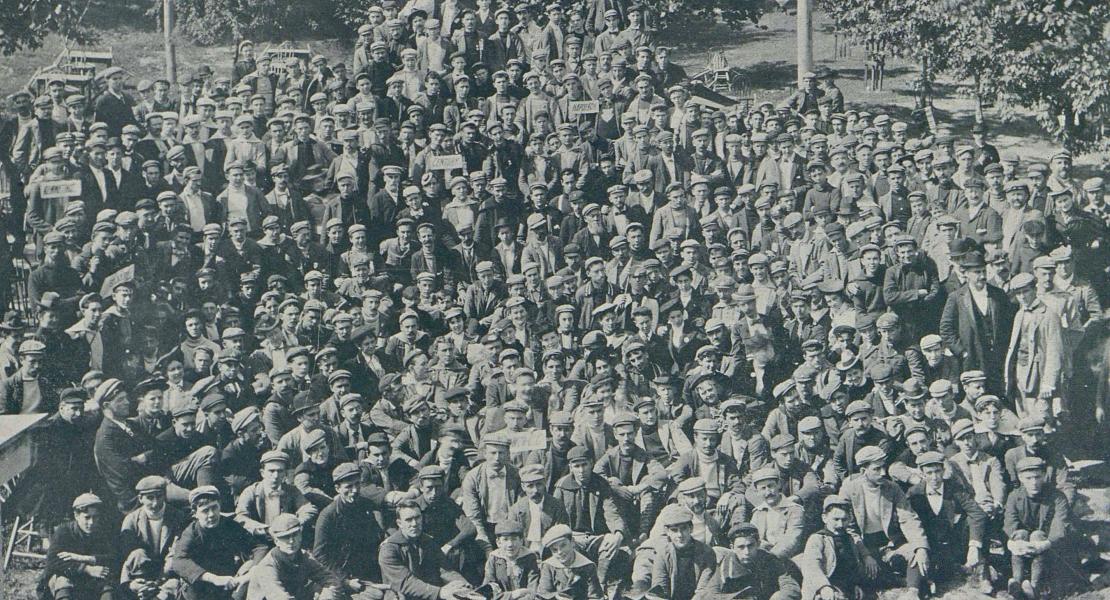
[664,521,693,549]
[1019,469,1045,496]
[397,506,423,538]
[570,459,591,482]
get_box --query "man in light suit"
[216,161,268,233]
[839,446,930,596]
[1004,272,1064,419]
[749,466,807,559]
[460,434,522,548]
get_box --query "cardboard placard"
[506,429,548,454]
[427,154,465,171]
[99,264,135,298]
[40,179,81,199]
[568,100,600,117]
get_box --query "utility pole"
[164,0,178,85]
[797,0,813,86]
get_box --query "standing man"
[1004,273,1064,420]
[93,67,137,138]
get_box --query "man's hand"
[84,565,109,579]
[441,543,453,556]
[863,556,879,579]
[910,548,929,575]
[965,545,980,568]
[439,579,471,600]
[599,532,622,557]
[346,579,363,591]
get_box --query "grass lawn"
[2,8,1110,600]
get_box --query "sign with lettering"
[507,429,548,454]
[568,100,600,117]
[40,179,81,199]
[427,154,465,171]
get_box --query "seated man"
[246,513,344,600]
[648,504,719,600]
[1004,456,1079,599]
[553,445,630,586]
[235,450,318,560]
[906,451,990,592]
[43,494,117,600]
[378,500,473,600]
[169,486,254,600]
[460,434,522,549]
[1003,416,1075,504]
[537,524,604,600]
[482,519,541,598]
[149,403,221,495]
[593,411,669,543]
[716,522,803,600]
[510,463,570,553]
[413,465,483,584]
[313,462,386,588]
[748,466,807,559]
[632,476,728,591]
[839,446,930,597]
[120,476,190,599]
[800,495,873,600]
[667,418,746,520]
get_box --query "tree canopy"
[0,0,96,55]
[818,0,1110,151]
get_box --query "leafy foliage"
[817,0,1110,151]
[0,0,98,55]
[166,0,345,45]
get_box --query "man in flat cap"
[378,500,473,600]
[646,503,719,600]
[838,446,930,596]
[94,67,136,137]
[246,513,344,600]
[1003,456,1082,598]
[235,449,318,559]
[715,522,803,600]
[905,451,991,591]
[43,493,118,600]
[170,486,254,600]
[120,476,190,597]
[1005,273,1065,419]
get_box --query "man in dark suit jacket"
[939,252,1015,395]
[93,67,137,137]
[645,136,695,195]
[907,451,989,588]
[42,494,118,600]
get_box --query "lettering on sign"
[568,100,600,117]
[427,154,465,171]
[40,180,82,199]
[507,429,548,454]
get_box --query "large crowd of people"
[0,1,1109,599]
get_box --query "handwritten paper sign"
[427,154,465,171]
[507,429,548,454]
[568,100,600,117]
[40,179,81,199]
